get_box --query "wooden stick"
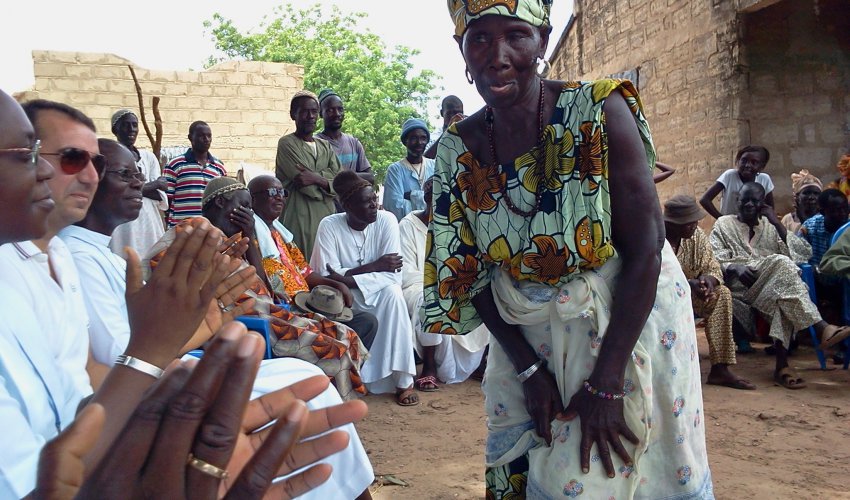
[128,65,155,149]
[152,96,162,161]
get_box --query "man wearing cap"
[382,118,434,221]
[664,195,755,390]
[315,89,373,183]
[275,91,341,258]
[108,109,167,257]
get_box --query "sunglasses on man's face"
[40,147,106,177]
[252,187,289,199]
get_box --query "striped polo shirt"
[163,149,226,227]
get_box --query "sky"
[0,1,573,123]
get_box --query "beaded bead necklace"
[484,79,547,218]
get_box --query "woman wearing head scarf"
[423,2,712,497]
[781,169,823,233]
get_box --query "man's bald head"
[0,90,56,244]
[249,175,286,223]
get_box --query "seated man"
[248,174,378,350]
[799,188,849,267]
[709,182,850,389]
[663,195,754,390]
[399,177,488,390]
[311,171,418,406]
[59,142,375,498]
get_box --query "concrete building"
[549,0,849,214]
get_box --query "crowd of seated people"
[6,69,850,497]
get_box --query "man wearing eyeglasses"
[163,120,226,228]
[107,110,167,258]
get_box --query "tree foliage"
[205,5,438,183]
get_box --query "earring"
[536,57,551,78]
[465,67,474,84]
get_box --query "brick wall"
[15,51,304,172]
[549,0,850,218]
[550,0,747,208]
[741,0,850,214]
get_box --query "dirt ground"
[357,329,850,499]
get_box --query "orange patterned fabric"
[148,219,366,399]
[262,229,311,298]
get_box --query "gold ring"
[187,453,229,480]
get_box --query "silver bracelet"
[516,359,545,383]
[115,354,164,379]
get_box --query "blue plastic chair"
[186,316,275,360]
[799,263,827,369]
[828,222,850,369]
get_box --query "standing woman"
[423,2,712,498]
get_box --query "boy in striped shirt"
[163,121,226,227]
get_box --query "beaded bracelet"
[583,379,626,400]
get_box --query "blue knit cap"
[400,118,429,143]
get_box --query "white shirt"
[0,240,93,396]
[109,149,167,258]
[60,226,130,365]
[716,169,775,215]
[0,283,85,497]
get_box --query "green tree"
[205,5,438,183]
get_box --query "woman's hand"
[563,389,639,478]
[521,369,565,445]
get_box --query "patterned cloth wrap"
[448,0,552,37]
[144,218,368,400]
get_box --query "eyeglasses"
[40,147,106,177]
[0,139,41,168]
[251,187,289,198]
[105,168,146,183]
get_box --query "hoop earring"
[465,67,474,84]
[537,58,551,78]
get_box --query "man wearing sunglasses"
[163,120,226,228]
[248,175,378,351]
[108,110,168,258]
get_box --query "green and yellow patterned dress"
[423,80,713,499]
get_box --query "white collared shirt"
[59,226,130,365]
[0,239,93,395]
[0,240,91,498]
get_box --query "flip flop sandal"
[774,367,807,390]
[396,387,419,406]
[414,375,440,392]
[707,378,757,390]
[820,326,850,350]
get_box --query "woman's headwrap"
[202,177,247,207]
[448,0,552,37]
[790,169,823,195]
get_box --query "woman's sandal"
[396,386,419,406]
[774,367,807,390]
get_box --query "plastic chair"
[186,316,275,360]
[236,316,275,360]
[828,222,850,369]
[799,263,827,369]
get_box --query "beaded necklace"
[484,79,547,218]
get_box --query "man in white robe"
[398,179,488,388]
[311,171,418,405]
